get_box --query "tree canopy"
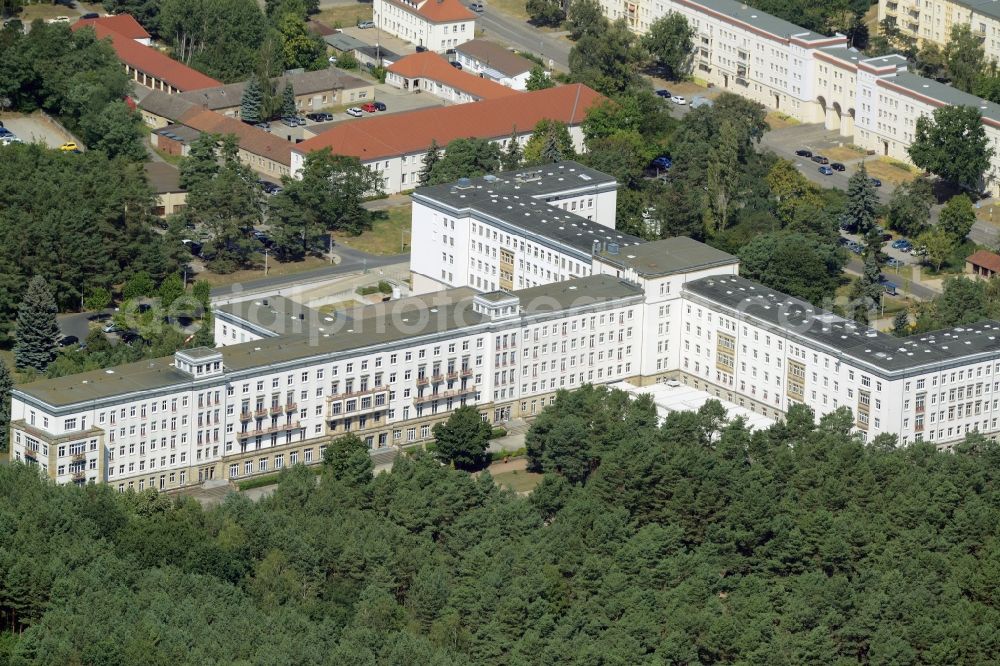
[738,230,845,305]
[3,384,1000,663]
[909,105,994,191]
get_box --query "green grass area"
[237,466,321,491]
[317,299,360,316]
[315,5,373,28]
[332,204,410,256]
[492,468,544,493]
[196,255,333,287]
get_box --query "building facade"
[877,0,1000,65]
[453,39,537,90]
[373,0,476,52]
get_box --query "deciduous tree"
[432,405,491,470]
[909,105,994,190]
[642,13,693,79]
[525,65,554,91]
[938,193,976,243]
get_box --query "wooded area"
[1,385,997,663]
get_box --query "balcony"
[885,1,897,10]
[284,402,297,413]
[72,470,85,480]
[326,386,388,402]
[416,376,429,386]
[461,367,473,378]
[239,420,301,440]
[71,452,85,463]
[255,408,269,418]
[915,404,925,414]
[431,373,445,384]
[270,405,284,416]
[413,385,476,404]
[330,398,386,418]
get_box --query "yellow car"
[59,142,78,152]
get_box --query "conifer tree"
[281,82,297,117]
[892,309,910,337]
[418,139,440,187]
[240,75,264,123]
[0,358,11,451]
[542,132,563,163]
[845,162,879,235]
[14,276,61,372]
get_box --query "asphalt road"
[209,245,407,300]
[844,258,938,300]
[476,9,570,71]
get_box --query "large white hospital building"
[10,163,1000,491]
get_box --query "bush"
[356,285,381,296]
[489,427,508,439]
[236,465,321,490]
[377,280,393,294]
[490,446,527,461]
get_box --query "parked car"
[469,2,484,11]
[655,89,671,98]
[818,165,833,175]
[102,323,123,334]
[258,180,281,194]
[870,177,882,187]
[280,116,297,127]
[450,60,463,69]
[357,20,375,28]
[0,128,10,138]
[328,55,337,64]
[120,331,143,345]
[671,95,687,105]
[373,101,387,111]
[59,335,79,348]
[59,141,78,152]
[811,154,829,164]
[0,135,20,145]
[795,148,812,157]
[651,156,672,170]
[890,238,912,251]
[346,107,364,117]
[831,162,846,171]
[306,112,333,122]
[886,257,904,268]
[361,102,378,113]
[254,122,271,131]
[81,12,99,18]
[415,45,428,52]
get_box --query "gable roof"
[177,69,370,111]
[178,109,292,166]
[454,39,535,77]
[138,89,199,121]
[294,83,601,162]
[73,23,221,92]
[967,250,1000,273]
[75,13,150,40]
[388,52,519,100]
[380,0,475,23]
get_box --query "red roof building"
[74,14,151,42]
[72,19,220,94]
[966,250,1000,280]
[292,83,603,193]
[386,52,520,103]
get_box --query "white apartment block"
[409,162,628,295]
[878,0,1000,65]
[14,156,1000,491]
[602,0,1000,193]
[373,0,476,52]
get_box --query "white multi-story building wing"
[373,0,476,52]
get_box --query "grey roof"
[454,39,535,76]
[177,69,371,111]
[597,237,738,278]
[325,32,367,51]
[16,277,637,409]
[215,296,329,337]
[884,71,1000,125]
[951,0,1000,22]
[177,347,222,360]
[154,123,202,144]
[683,274,1000,375]
[139,90,198,121]
[689,0,825,41]
[356,44,401,62]
[143,162,185,194]
[413,161,630,256]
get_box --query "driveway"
[475,9,570,71]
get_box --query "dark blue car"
[652,156,672,169]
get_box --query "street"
[476,9,571,70]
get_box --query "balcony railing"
[284,402,298,413]
[239,420,301,440]
[240,411,253,421]
[414,385,476,404]
[461,367,473,377]
[416,376,429,386]
[327,387,387,402]
[71,453,86,463]
[255,408,269,418]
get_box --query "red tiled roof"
[294,83,602,161]
[179,109,292,166]
[388,52,519,100]
[382,0,475,23]
[967,250,1000,274]
[75,13,150,40]
[73,23,220,92]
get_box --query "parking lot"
[0,112,78,149]
[302,83,450,138]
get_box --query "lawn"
[485,0,530,21]
[765,111,799,130]
[975,201,1000,228]
[864,158,919,187]
[196,255,332,288]
[18,4,78,21]
[315,4,373,28]
[824,145,865,162]
[332,204,410,256]
[492,468,544,493]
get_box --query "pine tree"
[0,358,12,451]
[281,82,297,117]
[240,75,264,123]
[892,309,910,336]
[542,132,563,163]
[14,275,61,372]
[845,162,879,235]
[501,128,522,171]
[857,251,883,320]
[418,139,440,187]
